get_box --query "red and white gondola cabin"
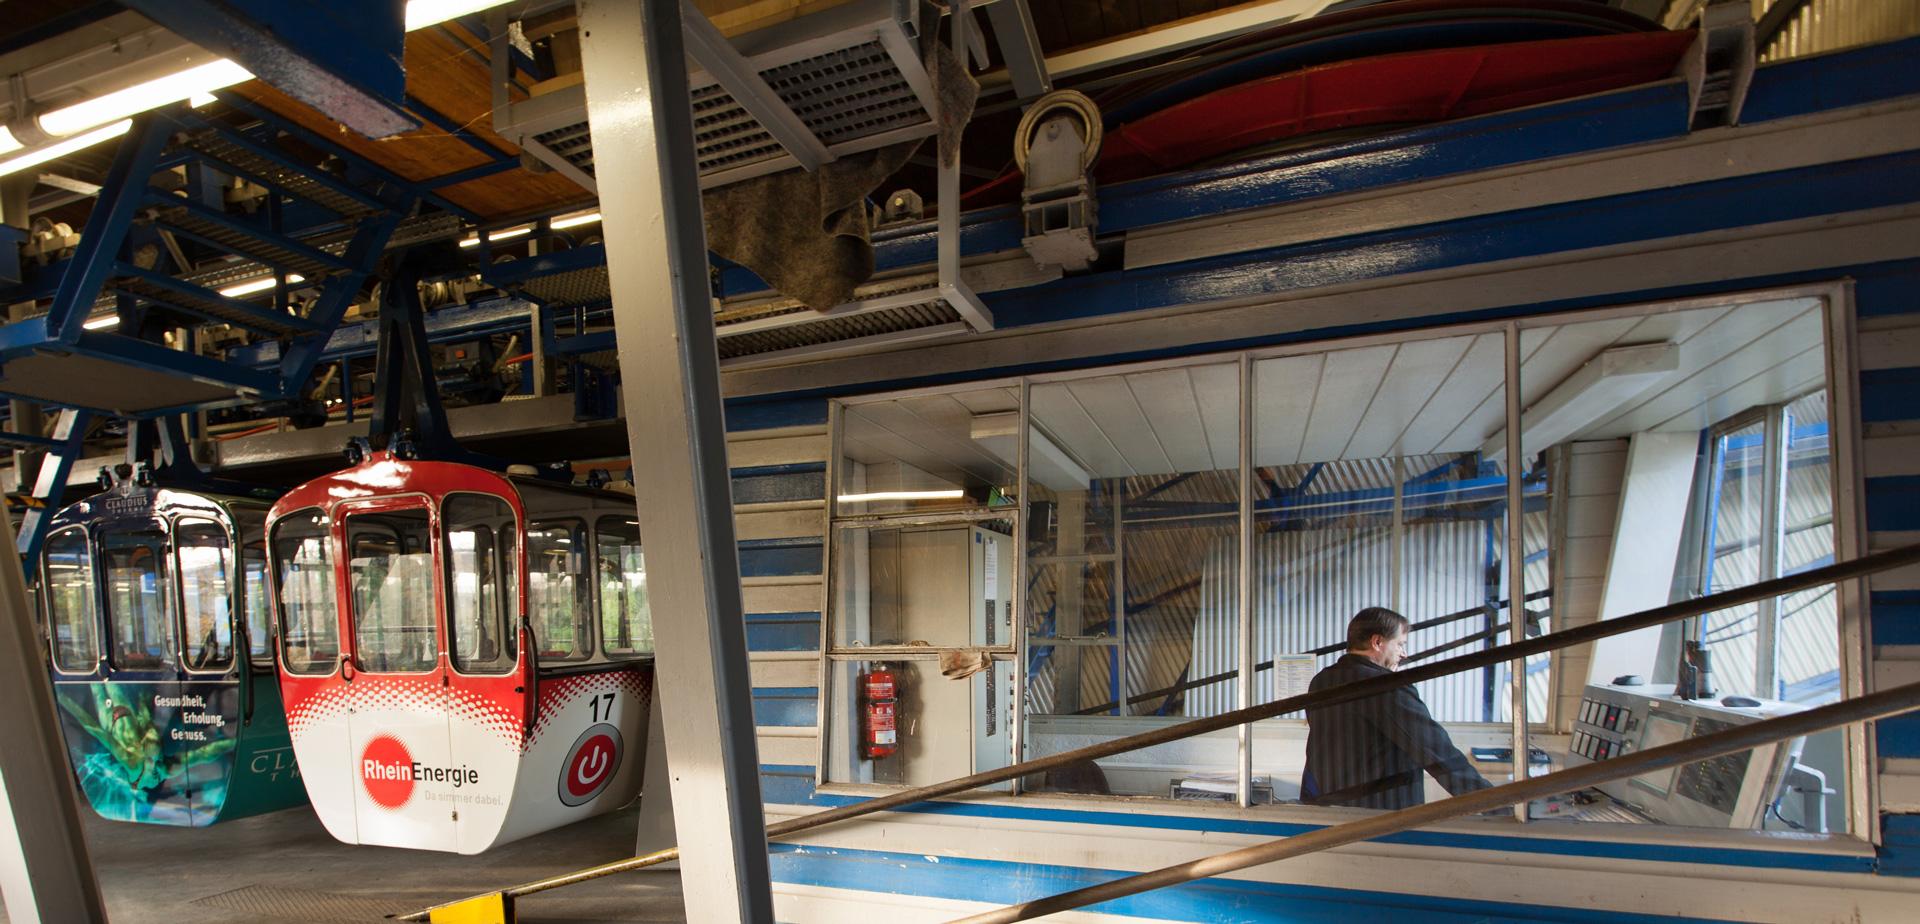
[265,451,653,853]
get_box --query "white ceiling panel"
[1190,362,1241,471]
[1296,343,1397,464]
[1401,333,1505,454]
[1343,335,1475,459]
[1128,366,1236,474]
[1252,353,1325,467]
[1584,300,1819,438]
[1031,381,1131,477]
[1066,375,1169,475]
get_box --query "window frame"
[172,515,238,676]
[592,514,653,660]
[43,524,102,676]
[818,284,1870,845]
[270,506,344,677]
[99,521,178,674]
[339,496,441,677]
[230,505,274,670]
[442,491,520,677]
[523,516,594,663]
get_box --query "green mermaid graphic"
[57,684,235,825]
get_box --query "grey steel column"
[577,2,774,921]
[1503,323,1528,822]
[0,506,107,923]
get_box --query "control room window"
[272,509,338,675]
[824,386,1019,789]
[1690,391,1836,704]
[44,526,100,673]
[822,292,1857,839]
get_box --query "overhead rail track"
[401,540,1920,922]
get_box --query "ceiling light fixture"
[38,59,252,138]
[219,273,305,297]
[551,211,602,230]
[834,489,967,503]
[0,120,132,178]
[405,0,520,32]
[457,224,533,248]
[82,315,121,330]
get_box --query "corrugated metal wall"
[1755,0,1920,62]
[1186,456,1551,724]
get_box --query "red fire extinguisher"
[860,664,898,760]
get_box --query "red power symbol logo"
[559,723,622,806]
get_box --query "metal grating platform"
[153,205,340,279]
[521,263,613,311]
[114,276,307,337]
[498,0,938,191]
[180,130,378,219]
[716,296,962,360]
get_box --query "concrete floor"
[4,803,685,923]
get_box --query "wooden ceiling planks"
[229,23,590,220]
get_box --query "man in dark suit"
[1303,607,1492,809]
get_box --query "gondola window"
[346,509,437,673]
[176,519,235,672]
[446,494,516,673]
[595,517,651,657]
[525,521,591,661]
[103,530,174,671]
[43,526,99,673]
[272,509,339,674]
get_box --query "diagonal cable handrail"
[1072,588,1553,715]
[397,541,1920,921]
[947,678,1920,923]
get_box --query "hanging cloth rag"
[699,3,977,312]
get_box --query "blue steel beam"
[111,263,324,336]
[45,116,171,345]
[278,208,407,390]
[123,0,415,139]
[213,92,480,222]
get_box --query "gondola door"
[338,498,457,851]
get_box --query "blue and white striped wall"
[712,34,1920,924]
[726,417,829,784]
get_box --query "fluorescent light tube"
[0,120,131,178]
[406,0,518,31]
[458,224,533,247]
[219,274,304,298]
[83,315,121,330]
[39,60,251,138]
[551,211,602,230]
[835,490,967,503]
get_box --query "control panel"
[1567,683,1805,829]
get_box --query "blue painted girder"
[122,0,416,139]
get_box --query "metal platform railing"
[401,541,1920,922]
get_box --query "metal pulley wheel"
[1013,89,1102,175]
